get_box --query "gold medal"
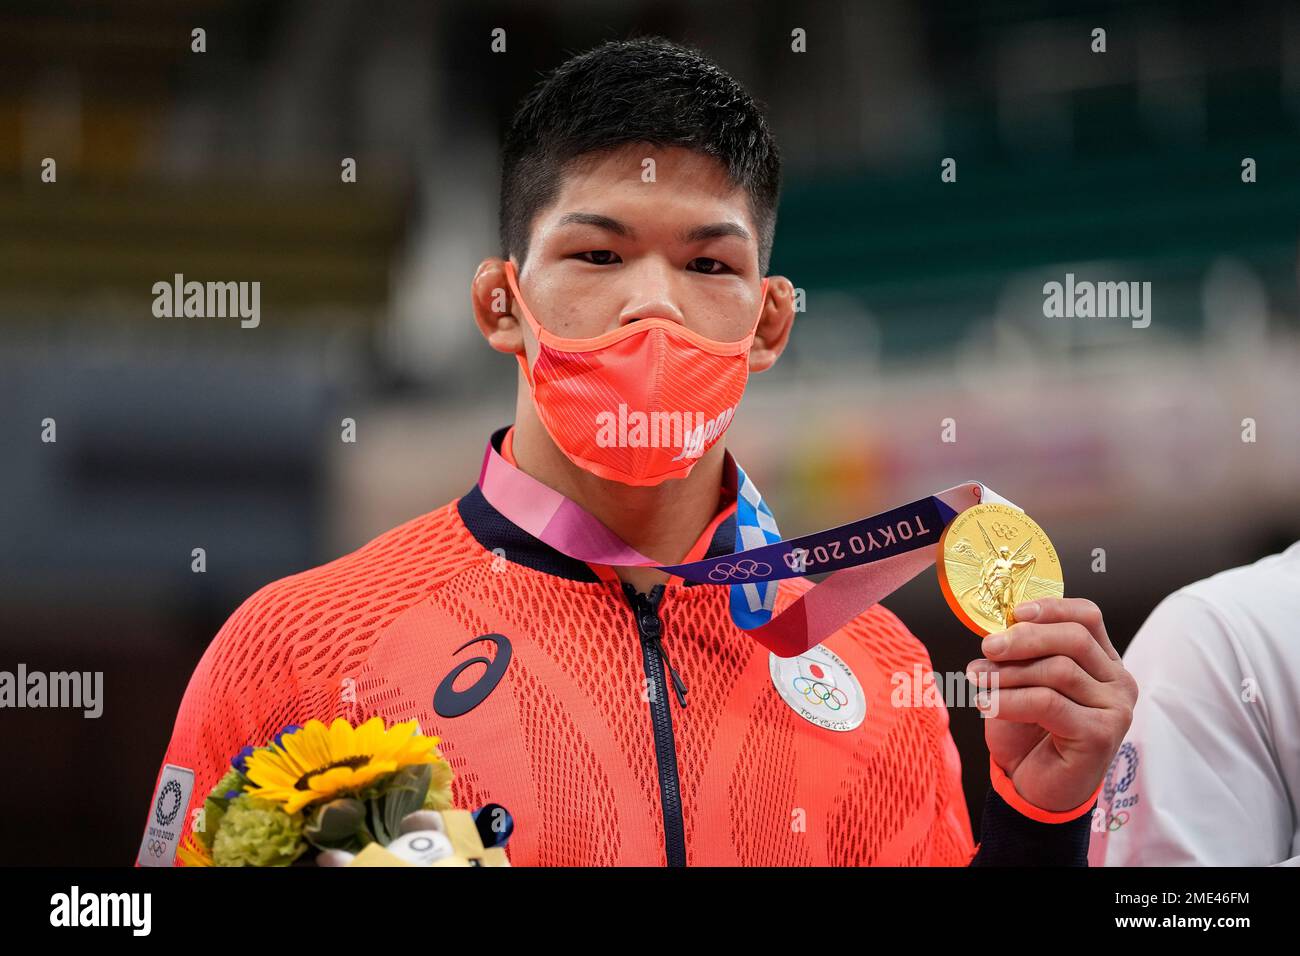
[937,502,1064,636]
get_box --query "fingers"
[967,654,1112,709]
[981,619,1116,682]
[1014,597,1120,661]
[974,685,1093,738]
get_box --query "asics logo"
[433,634,513,718]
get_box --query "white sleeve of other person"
[1088,541,1300,867]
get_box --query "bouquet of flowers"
[178,716,512,867]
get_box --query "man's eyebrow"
[556,212,634,237]
[555,213,751,245]
[680,221,752,243]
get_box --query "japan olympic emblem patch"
[769,644,866,732]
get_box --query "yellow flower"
[243,717,444,814]
[177,831,213,867]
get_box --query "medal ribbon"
[477,436,1020,658]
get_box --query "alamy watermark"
[49,886,150,935]
[152,273,260,328]
[0,664,102,718]
[594,402,736,461]
[1043,272,1151,328]
[891,664,1000,716]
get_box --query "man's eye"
[575,250,621,265]
[688,257,730,274]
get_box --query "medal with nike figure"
[936,503,1064,636]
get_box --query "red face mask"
[503,260,769,486]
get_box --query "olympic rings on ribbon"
[792,676,848,710]
[1108,811,1130,831]
[706,558,773,582]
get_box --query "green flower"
[212,767,248,799]
[196,768,249,851]
[211,796,306,867]
[422,758,455,811]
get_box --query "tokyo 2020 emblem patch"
[136,763,195,867]
[1100,741,1140,831]
[769,644,866,732]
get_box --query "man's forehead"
[544,145,756,233]
[560,145,740,196]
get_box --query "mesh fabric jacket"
[141,426,980,866]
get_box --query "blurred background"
[1,0,1298,865]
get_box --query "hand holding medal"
[939,503,1137,820]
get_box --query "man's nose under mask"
[503,260,769,486]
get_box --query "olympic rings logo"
[707,558,773,582]
[792,676,849,710]
[990,521,1019,540]
[1107,811,1130,831]
[147,839,167,857]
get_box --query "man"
[139,37,1135,866]
[1090,540,1300,866]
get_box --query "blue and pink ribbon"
[477,436,1018,657]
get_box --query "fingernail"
[983,633,1008,655]
[1014,601,1040,621]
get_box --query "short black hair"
[499,37,782,273]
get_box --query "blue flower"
[273,724,302,748]
[230,745,256,774]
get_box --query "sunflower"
[177,831,213,867]
[242,717,444,814]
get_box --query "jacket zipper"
[622,581,688,867]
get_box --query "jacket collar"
[457,425,739,585]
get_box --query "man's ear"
[749,276,796,373]
[471,257,525,355]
